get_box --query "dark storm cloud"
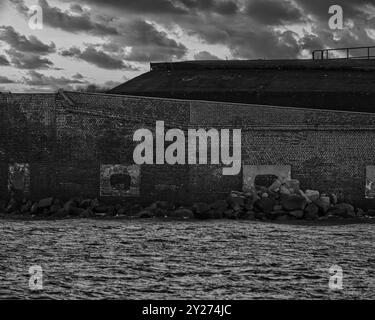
[10,0,119,35]
[63,0,188,15]
[22,70,86,86]
[294,0,373,21]
[60,45,138,70]
[0,76,16,84]
[0,25,56,54]
[6,49,55,69]
[62,0,239,15]
[180,0,375,59]
[111,20,188,62]
[179,0,239,15]
[246,0,305,26]
[0,54,10,66]
[8,0,375,66]
[194,51,220,60]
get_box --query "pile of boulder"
[0,178,374,221]
[227,178,371,221]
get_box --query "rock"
[196,211,214,219]
[53,208,68,218]
[304,203,319,216]
[64,200,78,214]
[93,205,111,213]
[255,211,266,220]
[193,202,213,219]
[210,199,228,215]
[313,198,331,216]
[305,190,320,202]
[273,205,283,211]
[275,215,290,221]
[254,198,276,214]
[80,209,93,218]
[244,200,254,211]
[131,204,142,215]
[279,185,291,195]
[106,206,116,217]
[38,197,54,209]
[228,195,245,211]
[146,202,158,213]
[239,211,255,220]
[91,199,100,210]
[95,212,107,217]
[210,209,223,219]
[156,201,170,209]
[320,196,331,205]
[281,195,307,211]
[224,209,238,219]
[6,199,19,213]
[49,204,61,215]
[299,190,312,204]
[117,208,128,216]
[268,179,282,192]
[329,203,355,218]
[20,200,32,214]
[268,210,288,220]
[30,203,39,214]
[283,179,300,194]
[356,208,364,217]
[155,208,169,218]
[171,208,194,219]
[328,193,338,205]
[367,209,375,217]
[288,210,304,219]
[304,211,318,220]
[193,202,210,214]
[80,199,93,209]
[70,207,85,216]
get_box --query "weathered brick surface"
[1,91,375,207]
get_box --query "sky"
[0,0,375,92]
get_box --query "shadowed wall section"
[1,91,375,207]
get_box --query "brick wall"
[1,91,375,207]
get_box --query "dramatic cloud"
[246,0,305,26]
[179,0,239,15]
[64,0,240,15]
[10,0,119,35]
[0,76,16,84]
[6,49,55,69]
[0,25,56,54]
[3,0,375,92]
[60,45,138,70]
[64,0,188,15]
[194,51,220,60]
[113,20,188,62]
[22,70,86,87]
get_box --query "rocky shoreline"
[2,178,375,224]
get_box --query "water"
[0,219,374,299]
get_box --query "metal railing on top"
[312,46,375,60]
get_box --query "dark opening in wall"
[110,173,131,192]
[254,174,278,190]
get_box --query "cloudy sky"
[0,0,375,92]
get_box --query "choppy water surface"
[0,219,374,299]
